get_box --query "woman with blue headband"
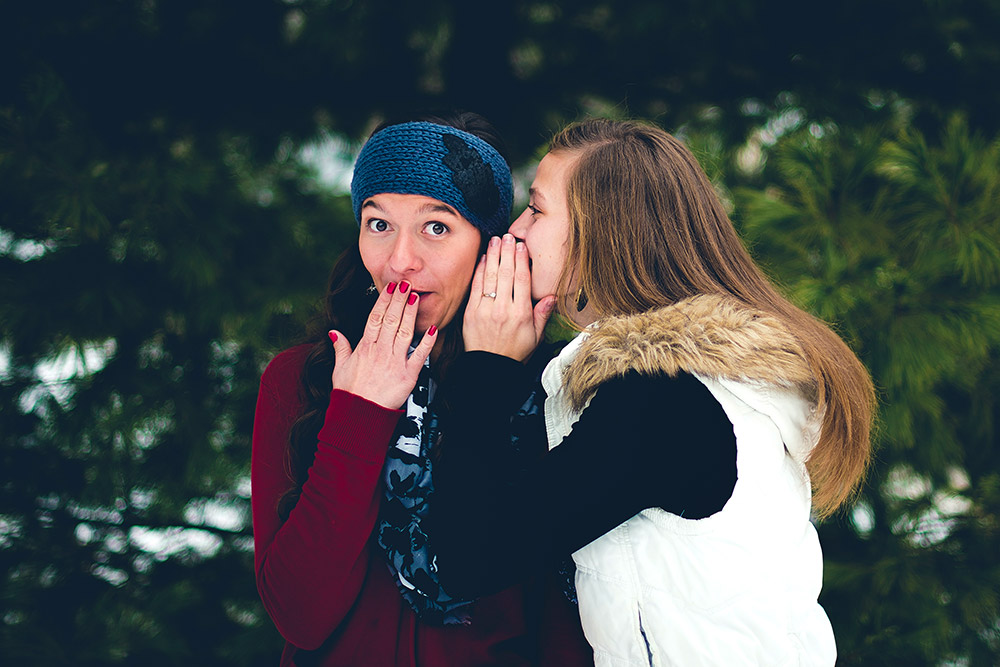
[250,113,592,666]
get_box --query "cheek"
[448,256,478,297]
[358,241,386,283]
[531,234,566,294]
[437,251,479,306]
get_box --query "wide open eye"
[425,221,449,237]
[366,218,390,233]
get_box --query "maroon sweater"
[251,344,592,666]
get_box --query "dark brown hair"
[550,118,875,519]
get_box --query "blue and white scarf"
[377,351,579,626]
[377,359,474,625]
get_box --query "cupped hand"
[328,281,438,410]
[463,234,556,362]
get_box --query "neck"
[562,294,599,329]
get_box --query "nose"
[508,207,531,240]
[387,232,422,275]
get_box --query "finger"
[469,254,486,305]
[464,259,486,332]
[328,329,354,369]
[496,234,516,303]
[513,240,532,311]
[532,296,557,341]
[361,282,396,343]
[379,279,411,343]
[407,322,438,373]
[393,289,419,354]
[481,236,501,300]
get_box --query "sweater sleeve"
[251,351,403,650]
[429,353,738,599]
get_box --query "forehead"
[532,152,579,200]
[362,193,462,218]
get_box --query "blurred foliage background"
[2,1,999,665]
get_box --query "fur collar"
[563,294,818,411]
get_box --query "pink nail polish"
[328,331,338,343]
[428,325,437,336]
[387,282,396,294]
[399,281,410,293]
[408,292,417,305]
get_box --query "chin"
[415,313,440,334]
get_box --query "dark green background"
[2,1,999,664]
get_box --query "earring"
[575,286,588,312]
[366,283,377,295]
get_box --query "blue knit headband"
[351,121,513,237]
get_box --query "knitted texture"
[351,122,513,236]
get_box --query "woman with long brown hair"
[250,112,591,666]
[428,118,875,665]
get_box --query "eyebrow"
[418,202,460,217]
[528,187,546,205]
[360,199,459,217]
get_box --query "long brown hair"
[278,111,506,521]
[550,118,874,519]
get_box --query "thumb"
[532,296,557,337]
[328,330,353,365]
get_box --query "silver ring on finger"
[483,292,497,299]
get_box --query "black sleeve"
[428,354,738,599]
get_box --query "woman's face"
[508,151,580,303]
[358,193,482,334]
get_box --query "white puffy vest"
[542,333,837,666]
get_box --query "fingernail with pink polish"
[428,325,437,336]
[408,292,417,305]
[387,282,397,294]
[328,331,338,343]
[399,281,410,293]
